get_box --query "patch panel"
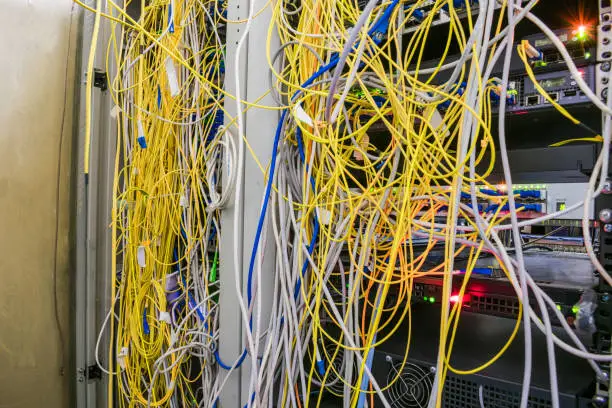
[495,65,596,113]
[402,0,503,35]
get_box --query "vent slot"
[382,359,554,408]
[450,382,553,408]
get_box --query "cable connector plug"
[412,8,425,21]
[368,0,399,44]
[315,349,325,376]
[522,40,543,61]
[137,120,147,149]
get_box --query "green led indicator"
[575,25,588,41]
[209,251,219,282]
[423,296,428,302]
[556,304,562,311]
[429,297,435,303]
[585,51,591,59]
[572,305,579,314]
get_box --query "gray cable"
[324,0,380,121]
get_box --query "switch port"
[526,95,540,106]
[571,49,584,59]
[544,53,558,63]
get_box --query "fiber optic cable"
[77,0,612,406]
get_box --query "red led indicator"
[450,294,471,304]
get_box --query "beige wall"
[0,0,75,406]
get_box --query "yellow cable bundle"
[80,0,227,406]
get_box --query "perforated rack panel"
[370,353,584,408]
[363,307,594,408]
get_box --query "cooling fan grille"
[386,361,433,408]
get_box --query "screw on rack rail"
[592,394,608,407]
[604,224,612,233]
[599,208,612,223]
[77,368,85,383]
[597,370,610,384]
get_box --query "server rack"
[72,0,612,406]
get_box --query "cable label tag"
[423,106,450,138]
[165,57,180,97]
[110,105,120,119]
[179,195,189,208]
[318,207,331,225]
[353,133,369,161]
[117,346,129,369]
[294,103,314,127]
[137,245,146,268]
[159,311,171,324]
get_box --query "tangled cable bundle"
[260,1,612,407]
[262,1,504,406]
[75,0,612,407]
[86,0,230,406]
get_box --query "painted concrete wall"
[0,0,75,406]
